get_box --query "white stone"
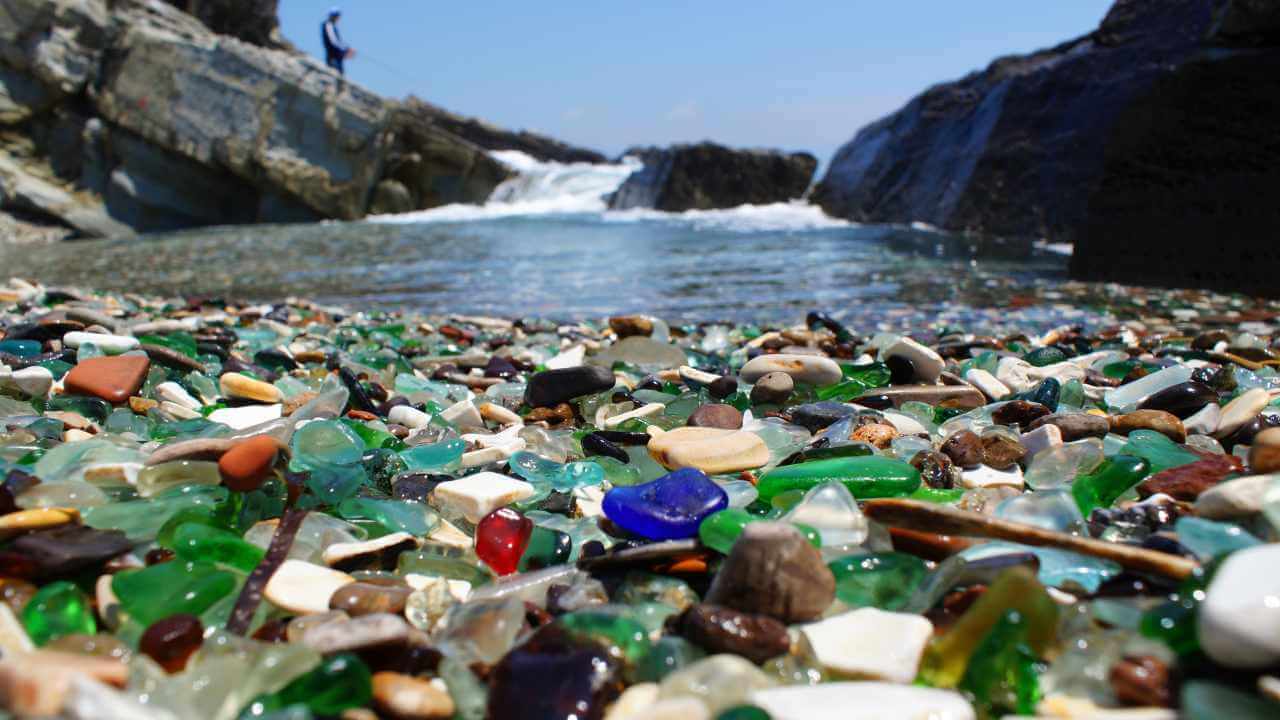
[4,366,53,398]
[964,368,1010,401]
[882,337,945,384]
[155,381,201,411]
[0,603,33,657]
[389,405,431,429]
[574,485,606,518]
[1215,388,1272,438]
[441,400,484,430]
[426,518,473,549]
[1198,544,1280,668]
[433,472,536,523]
[1194,474,1279,519]
[62,332,140,354]
[158,401,201,421]
[751,682,974,720]
[1020,424,1063,458]
[322,532,419,567]
[882,411,927,436]
[460,447,508,468]
[740,354,842,386]
[799,608,932,683]
[478,402,522,426]
[1183,402,1221,436]
[545,344,586,369]
[605,683,661,720]
[678,365,721,386]
[264,560,354,615]
[603,402,666,429]
[961,464,1025,490]
[207,404,282,430]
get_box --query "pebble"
[850,422,899,449]
[1136,381,1218,419]
[749,370,794,404]
[991,400,1051,427]
[751,683,975,720]
[980,433,1026,470]
[686,403,743,430]
[432,472,536,523]
[647,427,769,474]
[1214,388,1271,438]
[739,353,842,386]
[218,372,283,403]
[1019,423,1063,458]
[263,559,355,615]
[941,430,983,468]
[1198,544,1280,668]
[1194,475,1278,519]
[1,365,53,398]
[609,315,654,338]
[882,336,945,384]
[61,332,139,354]
[1028,412,1111,441]
[799,607,933,683]
[960,463,1025,490]
[372,671,455,720]
[525,365,616,407]
[705,522,835,623]
[857,384,986,409]
[62,355,150,404]
[1111,410,1187,443]
[789,401,857,432]
[217,435,281,492]
[964,368,1010,401]
[322,532,419,570]
[207,403,282,430]
[1136,454,1242,501]
[1182,402,1221,436]
[144,437,238,466]
[671,604,791,664]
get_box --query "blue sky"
[280,1,1113,164]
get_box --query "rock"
[881,337,945,384]
[811,0,1280,297]
[1184,402,1222,436]
[329,582,413,617]
[162,0,284,47]
[1214,388,1271,438]
[1028,412,1110,441]
[372,671,455,720]
[980,433,1026,470]
[1111,410,1187,443]
[705,522,835,623]
[301,612,413,654]
[218,372,282,403]
[263,559,354,615]
[432,472,536,523]
[647,427,770,475]
[960,464,1025,490]
[686,404,743,430]
[751,683,975,720]
[854,385,985,410]
[670,604,791,665]
[789,401,857,432]
[941,430,983,468]
[991,400,1051,427]
[62,332,138,354]
[609,315,654,338]
[368,179,414,215]
[1250,443,1280,474]
[1136,454,1243,501]
[207,403,282,430]
[62,354,150,404]
[849,423,899,449]
[217,435,281,492]
[1109,655,1173,709]
[1,365,52,397]
[798,608,932,683]
[8,525,132,578]
[1198,544,1280,668]
[487,625,621,720]
[608,143,817,212]
[964,368,1010,401]
[1019,424,1063,458]
[740,354,842,387]
[1137,381,1218,419]
[407,96,607,164]
[145,437,237,466]
[524,366,616,407]
[750,371,794,404]
[1193,474,1278,519]
[0,152,133,239]
[322,533,419,571]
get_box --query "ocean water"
[0,152,1084,331]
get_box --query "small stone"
[857,384,985,410]
[609,315,654,338]
[4,366,53,398]
[525,366,616,408]
[301,612,413,654]
[207,403,282,430]
[1109,655,1173,708]
[1019,424,1063,458]
[0,507,78,534]
[991,400,1050,427]
[218,435,281,492]
[1111,410,1187,444]
[323,533,420,571]
[789,401,857,432]
[750,371,794,404]
[911,451,955,490]
[1249,444,1280,474]
[145,437,238,466]
[9,525,132,578]
[219,372,283,403]
[849,423,899,449]
[63,355,151,404]
[687,404,743,430]
[433,472,536,523]
[882,337,945,384]
[798,608,932,683]
[330,582,413,617]
[264,559,355,615]
[62,331,139,354]
[740,354,842,387]
[372,671,456,720]
[1198,544,1280,668]
[751,683,975,720]
[705,522,835,623]
[1194,474,1277,519]
[1215,388,1271,438]
[671,604,791,665]
[1027,413,1110,441]
[139,614,203,673]
[964,369,1010,401]
[960,464,1025,490]
[1136,454,1243,501]
[941,430,983,468]
[980,434,1026,470]
[647,427,770,474]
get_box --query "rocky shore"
[2,276,1280,718]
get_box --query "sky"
[281,1,1114,165]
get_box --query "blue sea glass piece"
[602,467,728,540]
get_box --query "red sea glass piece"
[475,508,533,576]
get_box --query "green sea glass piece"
[756,456,920,501]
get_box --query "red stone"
[1136,454,1243,501]
[139,614,203,673]
[218,435,281,493]
[475,508,533,576]
[62,355,151,404]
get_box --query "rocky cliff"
[812,0,1280,295]
[408,97,607,165]
[609,143,817,212]
[0,0,509,239]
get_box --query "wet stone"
[1111,410,1188,443]
[706,522,835,623]
[329,582,413,617]
[980,434,1026,470]
[1136,381,1218,420]
[670,604,791,665]
[1136,454,1243,501]
[749,371,793,405]
[217,435,281,492]
[849,423,899,449]
[139,613,203,673]
[62,354,150,404]
[372,671,456,720]
[941,431,983,469]
[687,404,743,430]
[1027,413,1110,441]
[789,402,857,432]
[525,366,616,408]
[911,450,955,490]
[8,525,132,579]
[991,400,1050,428]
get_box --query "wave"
[368,150,850,233]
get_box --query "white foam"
[369,149,851,233]
[1034,241,1074,256]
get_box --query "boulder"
[609,142,817,211]
[811,0,1280,295]
[162,0,285,48]
[407,96,607,164]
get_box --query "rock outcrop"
[408,97,607,165]
[162,0,285,48]
[0,0,509,238]
[608,143,817,212]
[812,0,1280,294]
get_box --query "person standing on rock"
[321,7,354,75]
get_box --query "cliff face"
[407,98,607,165]
[609,143,818,212]
[812,0,1280,263]
[0,0,510,238]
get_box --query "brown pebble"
[670,604,791,665]
[980,433,1026,470]
[62,355,151,404]
[991,400,1050,427]
[705,522,835,623]
[850,423,899,449]
[1110,410,1186,444]
[608,315,653,339]
[1136,454,1243,501]
[218,435,281,492]
[749,371,794,405]
[1248,444,1280,475]
[1109,655,1173,708]
[910,450,955,489]
[329,582,412,617]
[1028,412,1110,441]
[372,671,456,720]
[687,404,744,430]
[524,403,575,426]
[941,430,983,468]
